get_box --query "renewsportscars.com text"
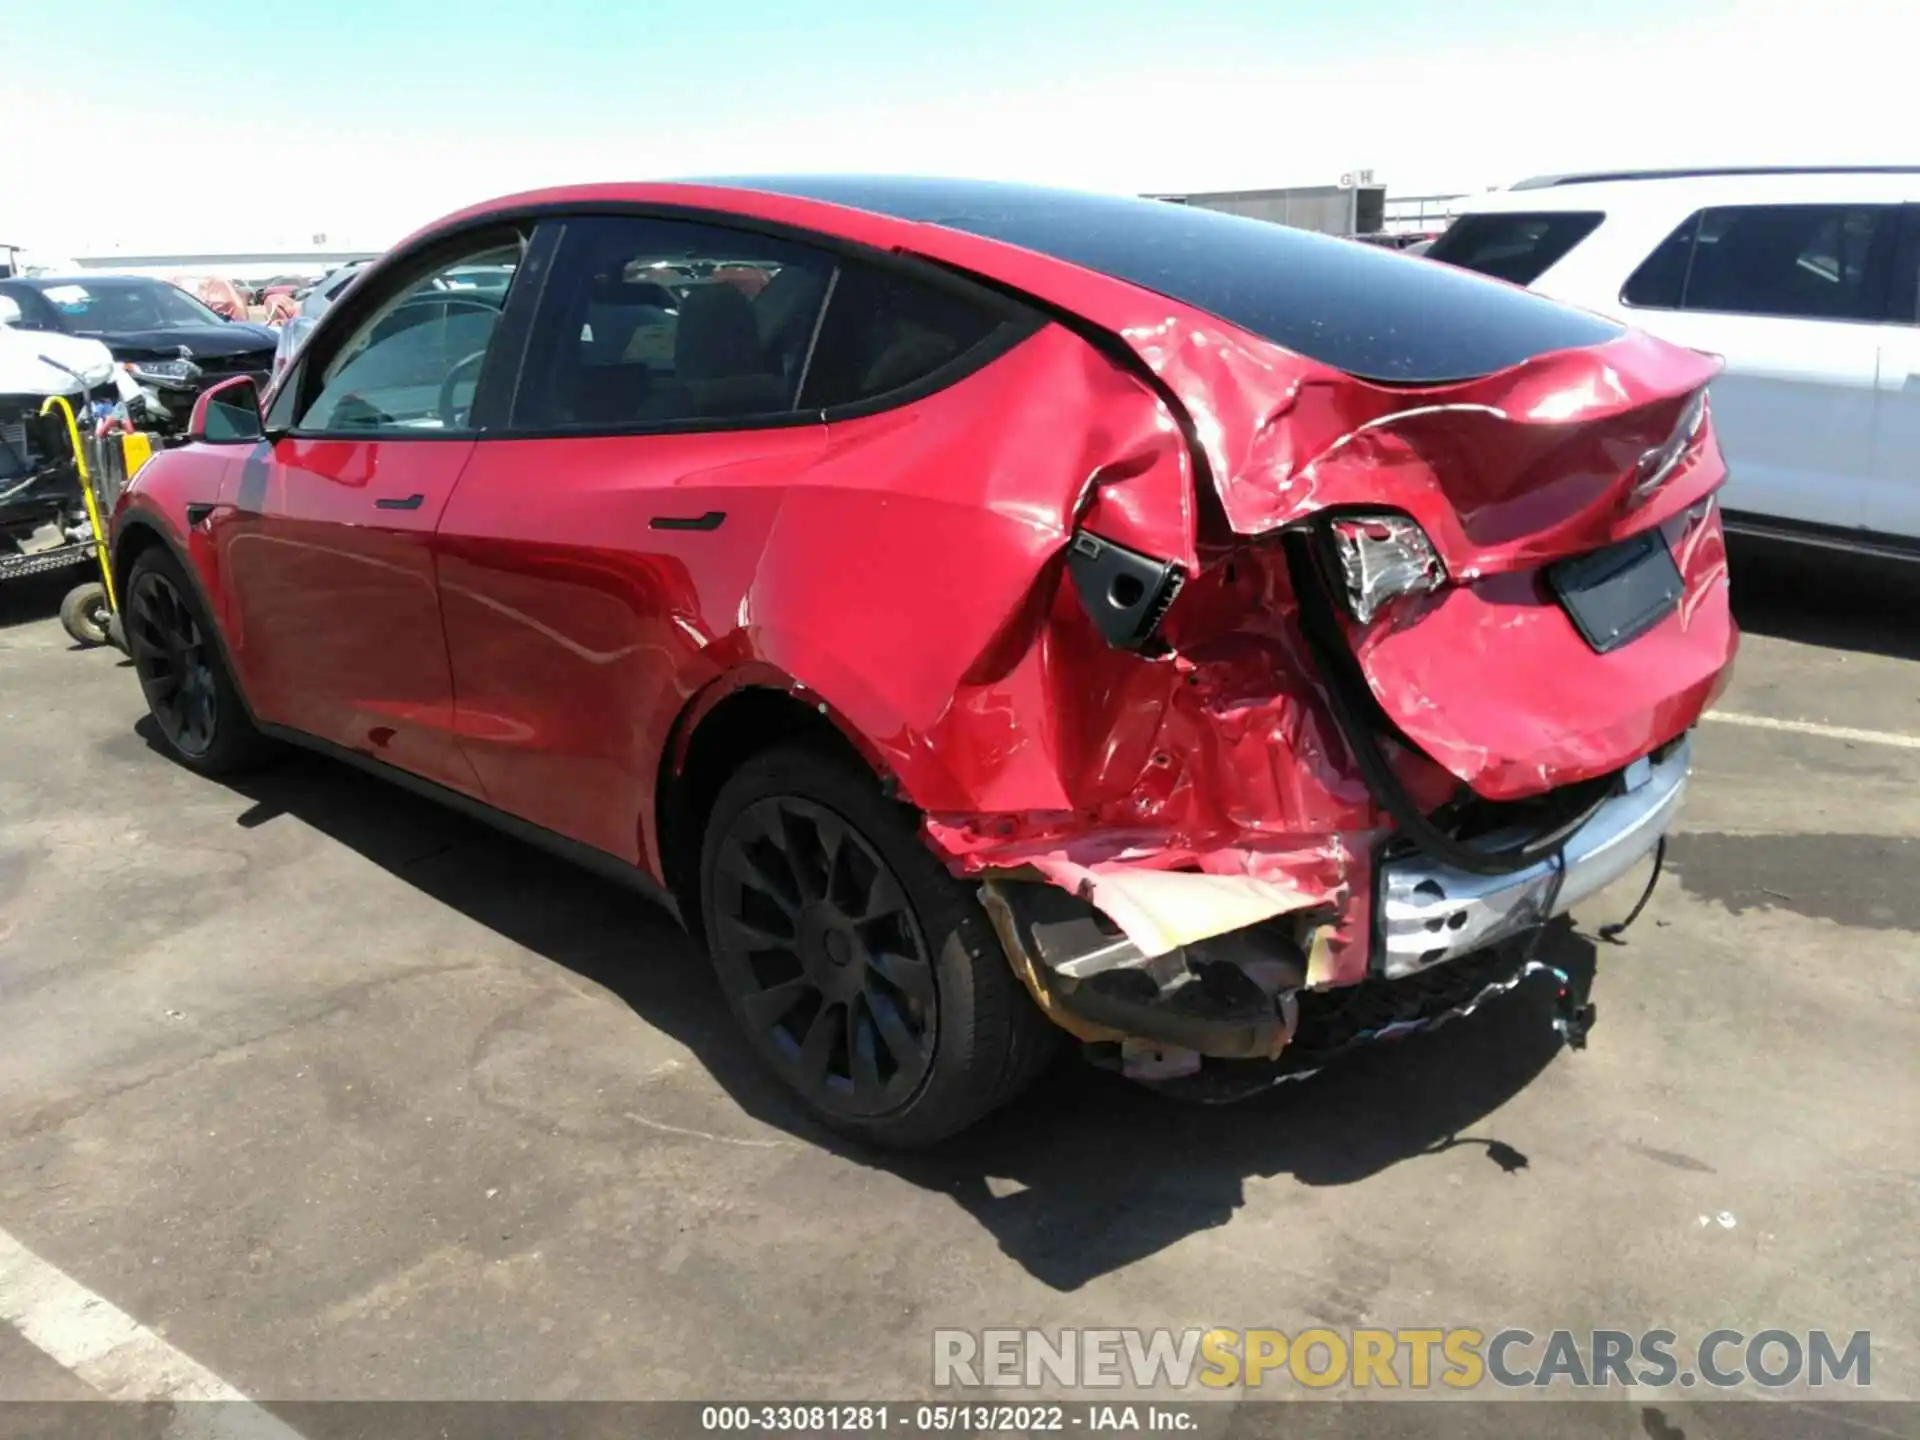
[933,1327,1872,1391]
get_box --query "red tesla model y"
[111,178,1734,1144]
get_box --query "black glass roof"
[708,176,1622,384]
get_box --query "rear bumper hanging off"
[1376,736,1690,980]
[980,734,1691,1075]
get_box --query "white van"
[1428,167,1920,554]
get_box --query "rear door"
[1868,204,1920,542]
[220,229,527,791]
[1615,202,1899,533]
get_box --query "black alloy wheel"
[127,566,220,757]
[708,795,938,1117]
[698,743,1060,1146]
[122,548,271,775]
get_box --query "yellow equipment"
[29,396,153,646]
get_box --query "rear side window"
[1623,204,1899,320]
[512,216,835,431]
[1621,213,1697,308]
[1425,212,1603,284]
[799,262,1015,411]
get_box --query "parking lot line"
[0,1227,304,1436]
[1704,711,1920,751]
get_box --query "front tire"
[699,743,1058,1147]
[124,547,273,776]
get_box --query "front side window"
[1425,212,1604,285]
[1623,204,1898,320]
[512,216,836,431]
[299,241,521,433]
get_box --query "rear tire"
[699,742,1059,1147]
[124,547,274,776]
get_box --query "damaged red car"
[110,178,1735,1145]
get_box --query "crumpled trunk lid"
[1342,503,1734,798]
[1180,329,1734,801]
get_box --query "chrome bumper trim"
[1377,736,1691,980]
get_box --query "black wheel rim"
[709,797,938,1118]
[126,571,219,758]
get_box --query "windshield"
[34,279,224,333]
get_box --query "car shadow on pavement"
[1726,535,1920,662]
[162,730,1604,1292]
[880,938,1587,1290]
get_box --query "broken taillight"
[1327,514,1447,624]
[1629,387,1709,506]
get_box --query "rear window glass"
[1425,212,1603,284]
[716,179,1623,385]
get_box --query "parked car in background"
[259,275,316,304]
[170,275,249,320]
[113,178,1732,1144]
[0,275,277,436]
[1351,232,1438,251]
[1429,166,1920,554]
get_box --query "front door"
[219,235,526,792]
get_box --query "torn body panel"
[848,324,1729,1059]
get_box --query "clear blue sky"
[0,0,1888,254]
[27,0,1675,129]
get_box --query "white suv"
[1429,167,1920,553]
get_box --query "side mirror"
[187,374,266,444]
